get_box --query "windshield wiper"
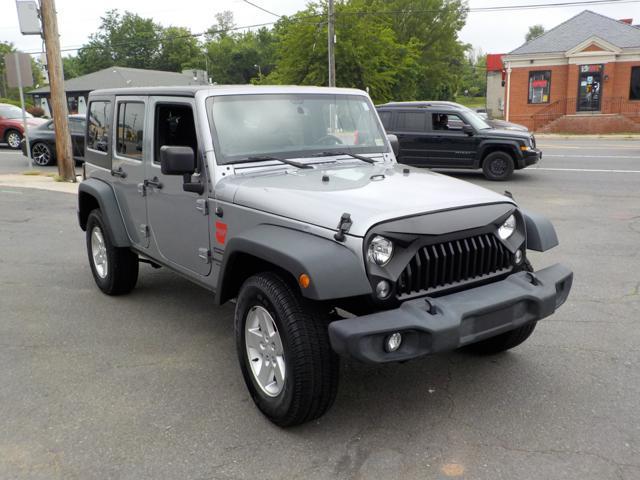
[311,151,376,164]
[232,155,313,169]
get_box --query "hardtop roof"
[89,85,368,98]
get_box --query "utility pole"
[40,0,75,181]
[327,0,336,87]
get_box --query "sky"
[1,0,639,59]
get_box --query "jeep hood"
[218,163,514,237]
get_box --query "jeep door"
[426,112,477,167]
[110,97,150,248]
[145,97,211,276]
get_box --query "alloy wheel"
[245,305,286,397]
[32,143,52,166]
[6,132,21,149]
[90,226,108,279]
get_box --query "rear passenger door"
[392,110,431,166]
[145,97,211,276]
[110,97,150,248]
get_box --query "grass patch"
[52,175,65,182]
[455,96,486,109]
[22,170,42,176]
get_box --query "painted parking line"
[543,154,640,158]
[532,167,640,173]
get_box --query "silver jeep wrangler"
[78,86,573,426]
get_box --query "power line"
[241,0,281,18]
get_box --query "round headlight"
[367,235,394,266]
[498,214,516,240]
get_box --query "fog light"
[376,280,391,299]
[385,332,402,352]
[514,249,523,264]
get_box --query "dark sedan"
[21,114,86,166]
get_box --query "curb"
[0,174,79,194]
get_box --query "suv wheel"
[482,151,514,181]
[5,130,22,149]
[32,142,55,166]
[235,272,339,427]
[86,209,139,295]
[465,259,536,354]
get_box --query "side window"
[396,112,426,132]
[87,101,111,153]
[432,113,465,133]
[378,111,392,129]
[116,102,145,160]
[154,104,198,166]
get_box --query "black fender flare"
[78,178,130,247]
[216,224,372,303]
[478,140,523,167]
[522,209,559,252]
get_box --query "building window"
[528,71,551,104]
[87,101,110,153]
[630,67,640,100]
[116,102,145,160]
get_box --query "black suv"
[376,101,541,180]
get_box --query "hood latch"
[334,213,352,242]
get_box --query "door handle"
[111,167,127,178]
[144,177,163,189]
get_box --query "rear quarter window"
[87,101,111,153]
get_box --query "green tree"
[63,55,82,79]
[526,24,545,42]
[155,26,202,72]
[264,1,423,103]
[76,10,162,74]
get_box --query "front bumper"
[328,263,572,363]
[522,148,541,167]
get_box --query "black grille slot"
[397,233,513,297]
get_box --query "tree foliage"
[526,24,545,42]
[0,41,45,101]
[56,1,472,103]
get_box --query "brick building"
[502,10,640,133]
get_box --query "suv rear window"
[116,102,145,160]
[87,101,111,153]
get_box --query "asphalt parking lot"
[1,138,639,480]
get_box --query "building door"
[577,65,603,112]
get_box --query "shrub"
[27,106,45,117]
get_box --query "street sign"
[4,52,34,169]
[16,0,41,35]
[5,52,34,88]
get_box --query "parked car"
[78,85,572,426]
[0,103,47,149]
[20,114,86,166]
[376,101,541,180]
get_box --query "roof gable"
[509,10,640,55]
[30,66,206,95]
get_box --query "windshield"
[209,94,388,164]
[461,109,491,130]
[0,105,33,119]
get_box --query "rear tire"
[235,272,339,427]
[5,130,22,149]
[31,142,55,166]
[86,209,138,295]
[482,151,514,181]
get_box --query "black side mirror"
[387,134,400,156]
[462,125,474,136]
[160,145,196,175]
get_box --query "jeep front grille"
[396,233,513,298]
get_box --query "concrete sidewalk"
[0,174,79,194]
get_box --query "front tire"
[482,151,514,181]
[235,272,339,427]
[465,258,536,354]
[86,209,138,295]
